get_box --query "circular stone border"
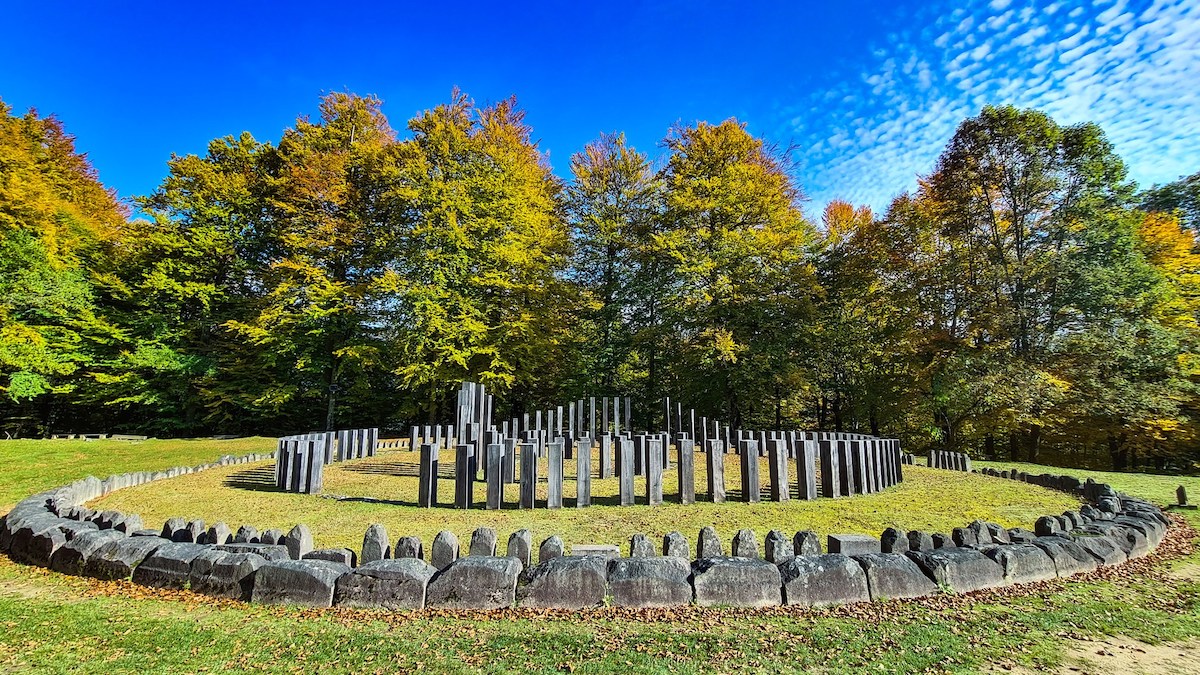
[0,454,1170,611]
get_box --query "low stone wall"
[0,456,1169,611]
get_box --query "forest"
[2,91,1198,472]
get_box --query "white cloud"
[780,0,1200,212]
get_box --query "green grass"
[2,439,1200,673]
[88,447,1078,552]
[0,437,276,513]
[975,459,1200,506]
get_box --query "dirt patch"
[1062,636,1200,674]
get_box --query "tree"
[656,119,818,427]
[389,91,577,420]
[1142,171,1200,231]
[565,132,663,411]
[0,100,126,434]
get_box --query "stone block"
[906,531,934,552]
[663,531,689,558]
[1007,528,1037,544]
[629,533,655,557]
[732,529,758,558]
[49,529,126,575]
[952,527,979,548]
[983,544,1058,584]
[361,524,390,564]
[234,525,259,544]
[827,534,880,555]
[131,542,210,588]
[214,543,291,561]
[779,554,870,607]
[698,526,723,558]
[1032,537,1099,577]
[607,556,692,608]
[426,556,522,609]
[517,555,608,609]
[765,530,792,563]
[931,533,955,549]
[853,553,939,601]
[571,544,620,558]
[84,536,168,580]
[538,535,563,564]
[283,524,314,560]
[260,529,283,545]
[206,522,232,546]
[505,530,531,568]
[1072,534,1127,566]
[470,527,498,557]
[189,551,265,601]
[394,536,424,561]
[251,559,350,607]
[334,558,436,610]
[793,530,821,556]
[692,557,782,607]
[906,548,1005,593]
[305,548,357,566]
[432,530,460,570]
[174,520,205,543]
[881,528,908,554]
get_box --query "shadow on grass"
[222,466,282,493]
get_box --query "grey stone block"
[629,533,655,557]
[571,544,621,558]
[361,524,390,564]
[234,525,259,544]
[607,556,692,608]
[793,530,821,556]
[49,529,126,575]
[967,521,993,546]
[1032,537,1099,577]
[906,548,1005,593]
[334,558,436,610]
[1007,528,1037,544]
[114,514,143,534]
[538,535,563,564]
[931,533,955,549]
[469,527,498,557]
[853,553,939,601]
[732,529,758,558]
[505,529,531,569]
[881,528,908,553]
[983,544,1057,584]
[195,551,266,601]
[828,534,880,555]
[692,556,782,607]
[1072,534,1127,565]
[395,535,425,561]
[432,530,460,570]
[517,555,608,609]
[1080,522,1150,558]
[952,527,979,548]
[304,548,357,566]
[260,528,283,545]
[214,543,291,561]
[84,536,168,580]
[765,530,792,563]
[426,556,522,609]
[174,519,205,543]
[283,524,314,560]
[251,559,350,607]
[207,522,232,546]
[779,554,870,607]
[906,531,934,552]
[698,526,723,558]
[663,531,689,558]
[8,515,66,565]
[130,542,210,588]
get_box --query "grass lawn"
[1,438,1199,673]
[89,447,1079,552]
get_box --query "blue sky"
[2,0,1198,218]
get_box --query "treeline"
[2,92,1198,471]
